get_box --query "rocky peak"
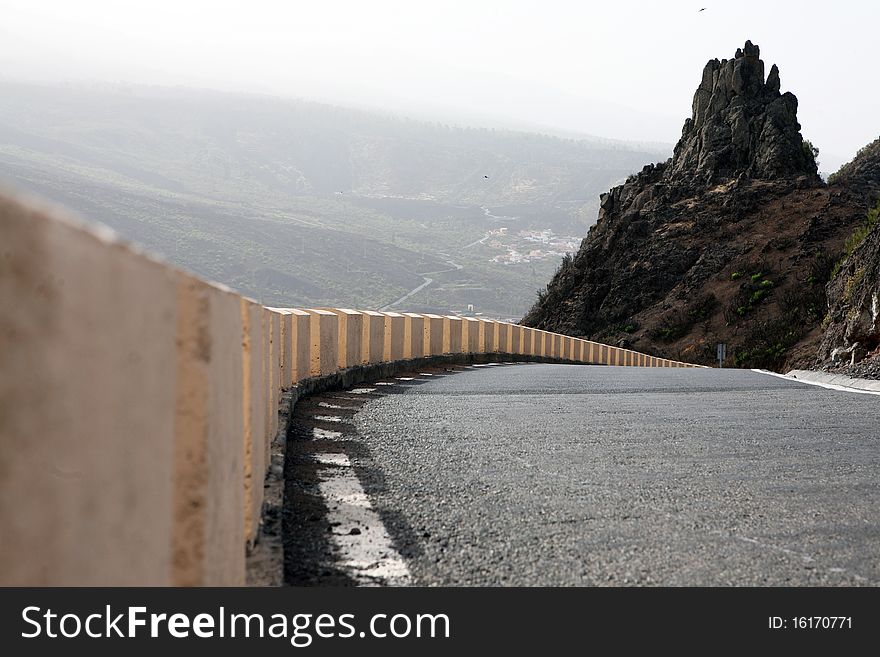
[522,40,873,372]
[668,40,817,183]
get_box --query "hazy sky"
[1,0,877,170]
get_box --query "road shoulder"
[758,368,880,395]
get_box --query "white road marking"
[318,401,357,410]
[753,369,880,396]
[396,377,415,381]
[314,415,344,423]
[311,451,411,585]
[418,372,434,376]
[375,381,396,386]
[312,428,343,440]
[313,452,351,467]
[348,388,376,394]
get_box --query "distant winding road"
[379,259,462,311]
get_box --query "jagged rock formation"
[599,41,817,218]
[523,42,876,371]
[669,41,817,182]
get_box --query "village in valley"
[483,226,582,265]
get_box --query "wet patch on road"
[283,364,474,586]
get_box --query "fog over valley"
[1,0,878,317]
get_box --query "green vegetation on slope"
[830,200,880,279]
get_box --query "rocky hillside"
[819,139,880,371]
[523,41,879,371]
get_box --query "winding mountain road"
[378,259,463,311]
[286,364,880,586]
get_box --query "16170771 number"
[768,617,852,630]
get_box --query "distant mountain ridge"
[0,80,667,208]
[0,80,666,317]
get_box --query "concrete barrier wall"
[176,277,246,586]
[305,309,338,376]
[267,309,281,445]
[462,316,480,353]
[403,312,425,359]
[361,310,386,365]
[242,299,264,549]
[422,313,444,357]
[0,191,702,586]
[289,309,310,385]
[444,315,462,354]
[328,308,363,369]
[526,328,536,356]
[497,322,509,355]
[381,311,405,361]
[480,318,495,353]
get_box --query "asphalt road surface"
[286,363,880,586]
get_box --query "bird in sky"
[698,7,706,11]
[484,175,489,179]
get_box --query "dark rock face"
[820,142,880,365]
[829,138,880,196]
[821,224,880,364]
[523,41,872,371]
[670,41,817,183]
[595,42,818,225]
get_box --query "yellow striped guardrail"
[0,190,700,585]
